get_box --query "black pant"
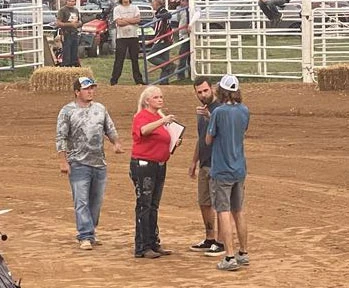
[110,37,143,85]
[129,158,166,255]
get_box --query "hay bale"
[318,64,349,91]
[30,67,94,91]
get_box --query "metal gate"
[190,0,349,83]
[0,0,45,71]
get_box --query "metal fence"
[190,0,349,83]
[0,0,45,71]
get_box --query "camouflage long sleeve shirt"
[56,101,118,167]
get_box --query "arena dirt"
[1,82,348,287]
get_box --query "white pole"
[302,0,313,83]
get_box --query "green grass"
[0,35,304,84]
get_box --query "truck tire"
[87,38,99,57]
[101,42,110,55]
[78,46,86,59]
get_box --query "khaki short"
[198,166,212,206]
[210,179,245,212]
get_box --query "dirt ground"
[1,82,349,288]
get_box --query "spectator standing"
[176,0,190,81]
[206,74,250,271]
[56,77,124,250]
[258,0,290,27]
[148,0,176,85]
[56,0,82,67]
[188,76,226,257]
[110,0,144,86]
[130,85,182,258]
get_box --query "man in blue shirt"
[206,74,250,271]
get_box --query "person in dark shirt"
[148,0,176,85]
[258,0,290,27]
[188,76,225,257]
[56,0,82,67]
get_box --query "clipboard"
[165,121,186,154]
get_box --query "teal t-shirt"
[207,103,249,181]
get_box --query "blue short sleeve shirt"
[207,103,250,181]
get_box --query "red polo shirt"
[131,109,171,162]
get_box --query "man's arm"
[56,109,70,174]
[116,15,140,26]
[107,134,125,154]
[58,151,70,174]
[188,140,199,178]
[205,134,213,145]
[56,18,82,29]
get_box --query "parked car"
[3,2,56,30]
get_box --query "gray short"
[198,166,212,206]
[210,179,245,212]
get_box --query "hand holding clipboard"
[165,121,186,154]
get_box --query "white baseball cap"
[219,74,239,92]
[79,77,97,89]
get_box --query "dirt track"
[1,82,349,287]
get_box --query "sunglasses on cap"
[79,77,97,89]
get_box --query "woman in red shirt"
[130,85,180,259]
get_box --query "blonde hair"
[137,85,165,116]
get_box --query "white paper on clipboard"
[165,121,186,154]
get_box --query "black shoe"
[136,81,146,85]
[110,79,117,86]
[189,239,215,252]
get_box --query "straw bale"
[30,67,94,91]
[318,64,349,91]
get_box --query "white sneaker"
[79,239,93,250]
[217,257,240,271]
[92,237,102,246]
[235,252,250,266]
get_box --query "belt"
[131,158,166,166]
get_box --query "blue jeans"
[129,158,166,255]
[69,163,107,241]
[258,0,287,20]
[62,33,79,67]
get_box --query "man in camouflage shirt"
[56,77,124,250]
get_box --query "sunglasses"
[79,78,95,86]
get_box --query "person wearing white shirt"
[110,0,145,85]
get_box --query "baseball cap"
[79,77,97,89]
[219,74,239,92]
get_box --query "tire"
[87,38,99,57]
[78,46,86,59]
[100,42,110,55]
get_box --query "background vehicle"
[78,0,155,57]
[2,2,56,30]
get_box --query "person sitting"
[258,0,290,27]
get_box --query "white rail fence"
[190,0,349,83]
[0,0,45,71]
[1,0,349,83]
